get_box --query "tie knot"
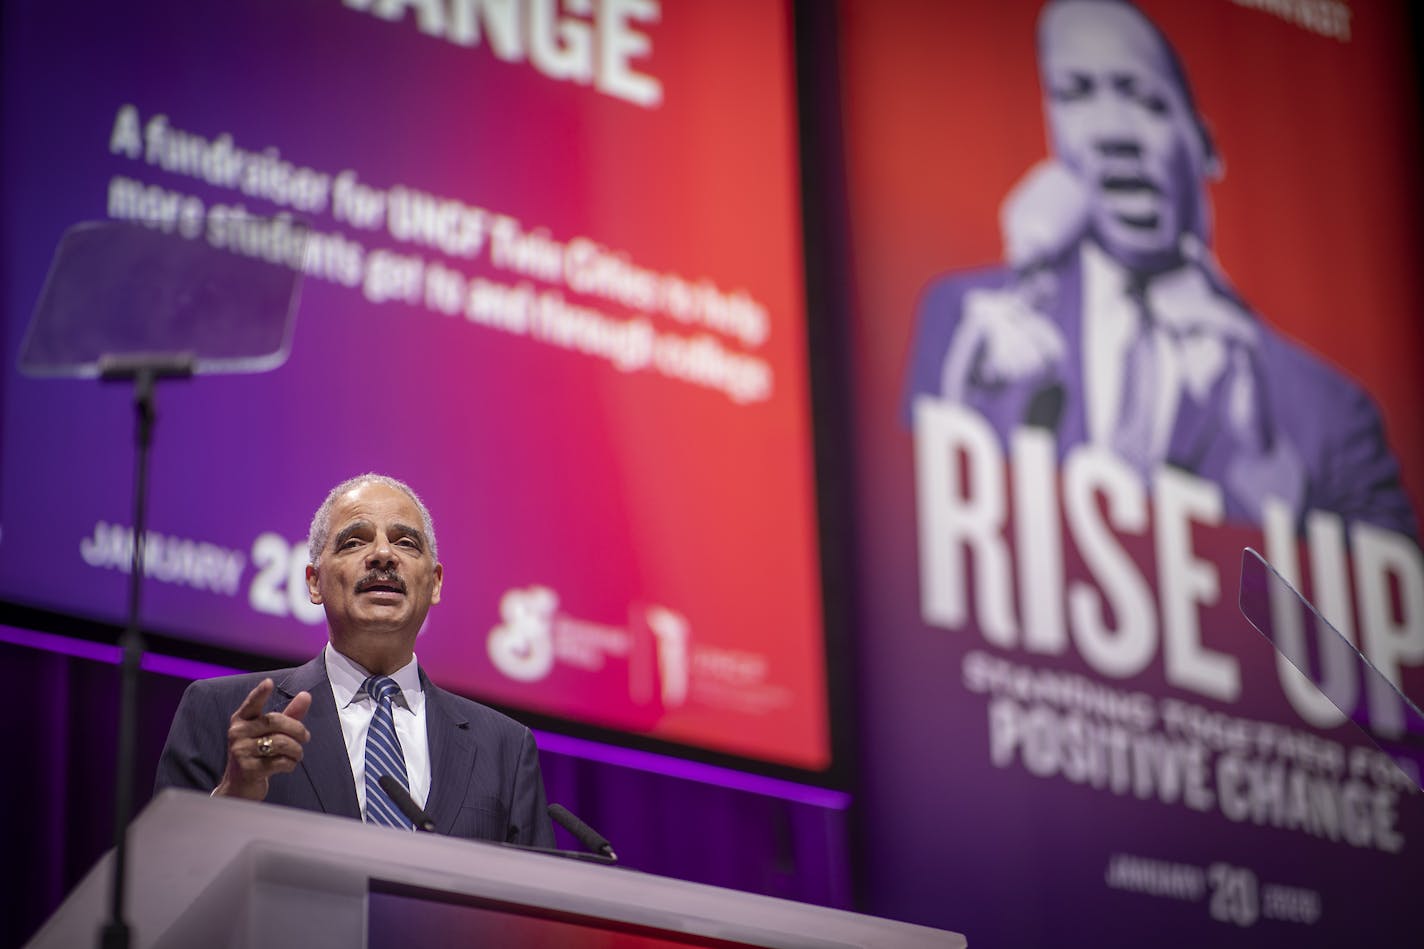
[365,675,401,706]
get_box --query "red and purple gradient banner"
[0,0,830,771]
[841,0,1423,944]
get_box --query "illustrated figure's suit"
[904,243,1416,538]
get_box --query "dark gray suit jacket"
[154,652,555,847]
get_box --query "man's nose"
[1087,93,1142,156]
[367,534,397,567]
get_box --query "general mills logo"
[487,585,557,682]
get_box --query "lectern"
[27,791,965,948]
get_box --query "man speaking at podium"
[156,473,555,845]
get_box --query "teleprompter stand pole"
[98,355,194,949]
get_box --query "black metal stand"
[98,357,193,949]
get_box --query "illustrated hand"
[942,285,1067,401]
[1001,159,1090,271]
[1147,262,1256,402]
[213,678,312,801]
[1214,342,1306,521]
[1151,264,1305,520]
[935,157,1080,407]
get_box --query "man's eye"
[340,538,362,549]
[1049,75,1092,102]
[398,538,420,549]
[1137,93,1168,116]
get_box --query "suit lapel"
[420,671,477,835]
[276,653,361,820]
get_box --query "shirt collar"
[1082,239,1127,300]
[324,640,422,709]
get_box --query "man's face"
[1039,1,1209,269]
[306,482,442,658]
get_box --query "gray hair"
[307,473,438,567]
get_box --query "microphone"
[374,778,616,864]
[377,774,436,832]
[548,803,617,861]
[1024,381,1065,431]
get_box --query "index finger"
[232,678,275,722]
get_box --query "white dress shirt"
[324,641,431,816]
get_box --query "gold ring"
[256,735,275,757]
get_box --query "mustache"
[355,570,407,594]
[1099,174,1162,195]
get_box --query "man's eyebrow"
[333,521,373,548]
[390,523,427,546]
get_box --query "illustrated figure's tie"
[1112,275,1161,474]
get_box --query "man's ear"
[305,563,322,604]
[430,563,443,606]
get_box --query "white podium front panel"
[28,791,965,949]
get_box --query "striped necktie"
[1112,274,1162,474]
[362,674,415,829]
